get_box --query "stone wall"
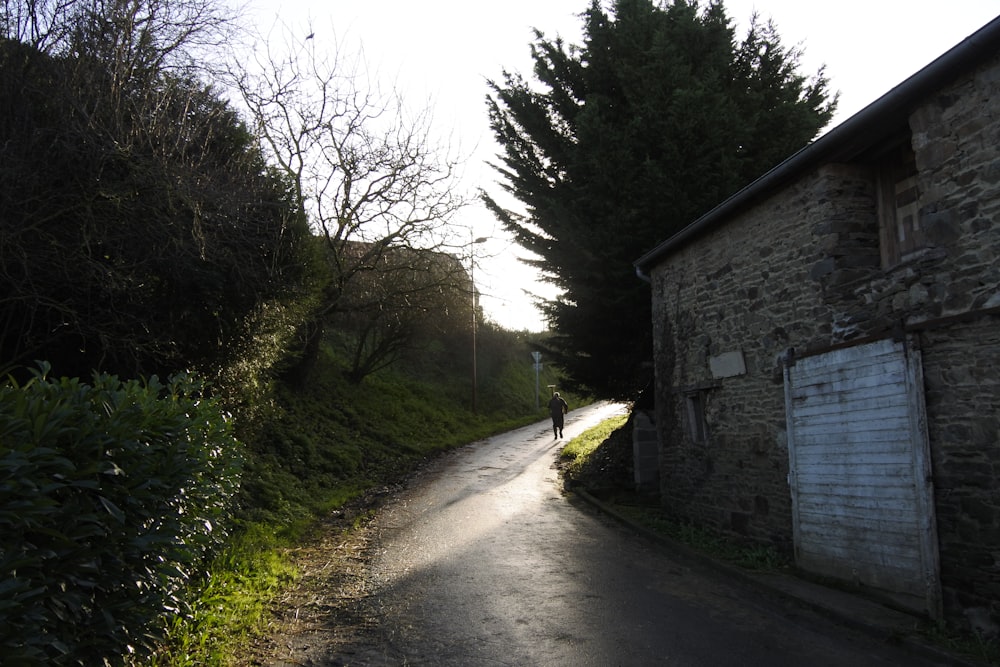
[648,51,1000,630]
[651,169,845,549]
[921,317,1000,635]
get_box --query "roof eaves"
[634,14,1000,274]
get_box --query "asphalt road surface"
[326,402,950,666]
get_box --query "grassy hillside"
[239,328,581,527]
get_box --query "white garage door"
[784,337,941,618]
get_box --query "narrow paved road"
[323,402,949,666]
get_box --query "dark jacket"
[548,395,568,418]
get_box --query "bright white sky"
[244,0,999,332]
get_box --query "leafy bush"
[0,364,243,665]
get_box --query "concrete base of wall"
[633,410,660,492]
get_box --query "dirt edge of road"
[238,487,395,666]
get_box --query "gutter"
[633,14,1000,275]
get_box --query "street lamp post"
[532,351,542,410]
[470,235,488,413]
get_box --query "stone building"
[634,17,1000,633]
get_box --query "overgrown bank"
[240,328,585,527]
[153,328,586,665]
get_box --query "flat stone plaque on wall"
[709,350,746,379]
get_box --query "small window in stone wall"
[685,392,709,444]
[877,142,927,268]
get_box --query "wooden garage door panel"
[792,363,905,393]
[793,422,911,444]
[785,338,941,617]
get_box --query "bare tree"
[2,0,84,50]
[2,0,235,69]
[233,26,471,381]
[329,244,471,382]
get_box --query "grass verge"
[148,526,297,666]
[559,412,629,478]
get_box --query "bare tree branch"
[230,25,472,380]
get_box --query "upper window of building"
[877,142,926,268]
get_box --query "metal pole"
[471,244,477,414]
[532,351,542,410]
[470,235,487,413]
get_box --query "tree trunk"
[280,318,324,388]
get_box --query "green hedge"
[0,365,242,665]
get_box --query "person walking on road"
[548,391,569,438]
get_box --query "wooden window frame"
[685,392,708,444]
[877,142,926,268]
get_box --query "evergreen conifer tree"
[485,0,836,399]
